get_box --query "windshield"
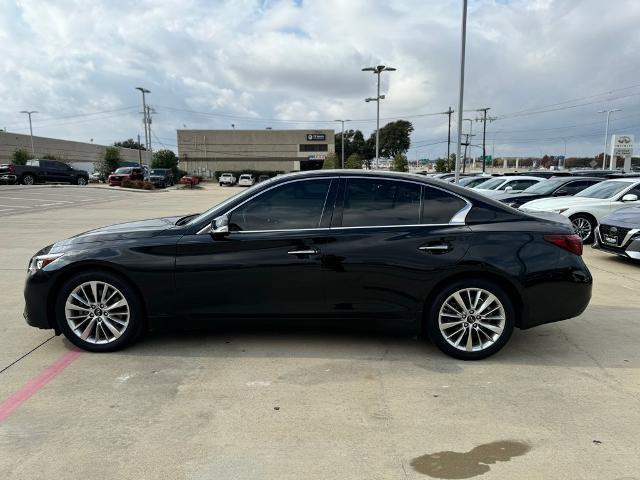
[575,180,632,199]
[521,179,565,194]
[475,178,506,190]
[240,175,251,179]
[460,177,491,187]
[114,167,131,173]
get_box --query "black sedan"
[23,170,592,360]
[491,177,603,209]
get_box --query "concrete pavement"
[0,184,639,480]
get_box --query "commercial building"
[0,131,151,172]
[177,129,335,175]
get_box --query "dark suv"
[149,168,175,188]
[0,159,89,185]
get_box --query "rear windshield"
[575,180,632,199]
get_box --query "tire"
[425,279,515,360]
[55,271,144,352]
[21,174,35,185]
[570,214,595,243]
[219,183,223,187]
[76,176,88,186]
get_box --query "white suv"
[219,173,237,186]
[238,174,255,186]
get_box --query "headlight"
[28,253,64,273]
[551,208,569,214]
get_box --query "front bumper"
[24,269,56,330]
[593,226,640,260]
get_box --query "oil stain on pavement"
[410,440,531,479]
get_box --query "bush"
[96,146,121,180]
[391,153,409,172]
[345,153,362,169]
[12,148,32,165]
[121,179,154,190]
[322,153,339,169]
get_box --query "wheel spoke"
[477,321,502,334]
[70,292,90,307]
[476,293,497,315]
[465,328,473,351]
[452,292,468,312]
[102,319,122,339]
[105,298,127,311]
[90,282,99,304]
[80,318,97,340]
[440,320,464,329]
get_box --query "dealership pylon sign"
[610,134,634,170]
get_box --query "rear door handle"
[288,248,319,255]
[419,244,451,252]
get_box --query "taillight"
[8,164,15,174]
[544,234,583,256]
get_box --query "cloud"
[1,0,639,159]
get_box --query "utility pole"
[137,134,142,166]
[19,110,38,155]
[145,105,155,154]
[454,0,468,183]
[363,65,396,169]
[445,107,454,171]
[334,119,351,168]
[475,107,495,172]
[135,87,150,150]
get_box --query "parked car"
[453,176,494,188]
[180,175,200,186]
[492,177,603,209]
[473,175,543,196]
[0,159,89,185]
[520,178,640,242]
[89,171,102,183]
[108,167,146,186]
[593,206,640,260]
[569,169,625,178]
[23,170,592,360]
[258,174,271,183]
[512,170,572,179]
[149,168,174,188]
[238,174,255,186]
[219,173,237,186]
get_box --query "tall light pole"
[334,119,351,168]
[135,87,150,150]
[454,0,468,183]
[363,65,396,169]
[598,108,621,169]
[20,110,38,155]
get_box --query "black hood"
[492,192,546,203]
[601,206,640,228]
[51,215,183,250]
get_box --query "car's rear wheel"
[76,176,87,186]
[426,279,515,360]
[56,271,144,352]
[570,214,595,243]
[21,174,35,185]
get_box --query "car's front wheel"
[56,271,144,352]
[570,214,595,243]
[21,174,35,185]
[426,279,515,360]
[76,176,88,186]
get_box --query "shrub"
[12,148,32,165]
[345,153,362,169]
[121,179,154,190]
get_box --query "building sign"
[612,134,634,156]
[306,133,326,141]
[307,155,326,161]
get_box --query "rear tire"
[21,174,35,185]
[425,279,515,360]
[76,176,88,186]
[55,271,144,352]
[570,214,595,243]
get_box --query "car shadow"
[82,304,640,371]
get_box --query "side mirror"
[210,215,229,236]
[504,186,513,192]
[554,189,568,196]
[621,193,638,202]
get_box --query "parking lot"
[1,184,639,479]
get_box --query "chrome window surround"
[197,175,473,234]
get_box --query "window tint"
[342,178,421,227]
[230,179,331,231]
[562,180,598,195]
[623,184,640,199]
[422,186,467,224]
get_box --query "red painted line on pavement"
[0,350,82,422]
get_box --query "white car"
[219,173,237,186]
[238,174,255,187]
[519,178,640,242]
[472,176,543,196]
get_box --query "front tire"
[76,176,88,186]
[55,271,144,352]
[570,214,595,243]
[425,279,515,360]
[21,174,35,185]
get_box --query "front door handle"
[419,244,451,253]
[288,248,319,256]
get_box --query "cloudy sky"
[2,0,640,159]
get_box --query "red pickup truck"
[108,167,147,186]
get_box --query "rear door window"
[422,186,467,224]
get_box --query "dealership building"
[0,131,151,172]
[177,129,335,175]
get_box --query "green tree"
[114,138,146,150]
[345,153,362,169]
[374,120,414,158]
[322,152,338,169]
[434,158,447,173]
[96,146,121,180]
[391,153,409,172]
[12,148,32,165]
[151,149,179,176]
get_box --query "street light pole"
[19,110,38,156]
[136,87,151,150]
[454,0,468,184]
[475,107,491,172]
[363,65,396,169]
[334,119,351,168]
[445,107,454,171]
[598,109,621,169]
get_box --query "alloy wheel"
[571,217,592,241]
[438,288,506,352]
[64,281,130,344]
[77,177,87,185]
[23,175,34,185]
